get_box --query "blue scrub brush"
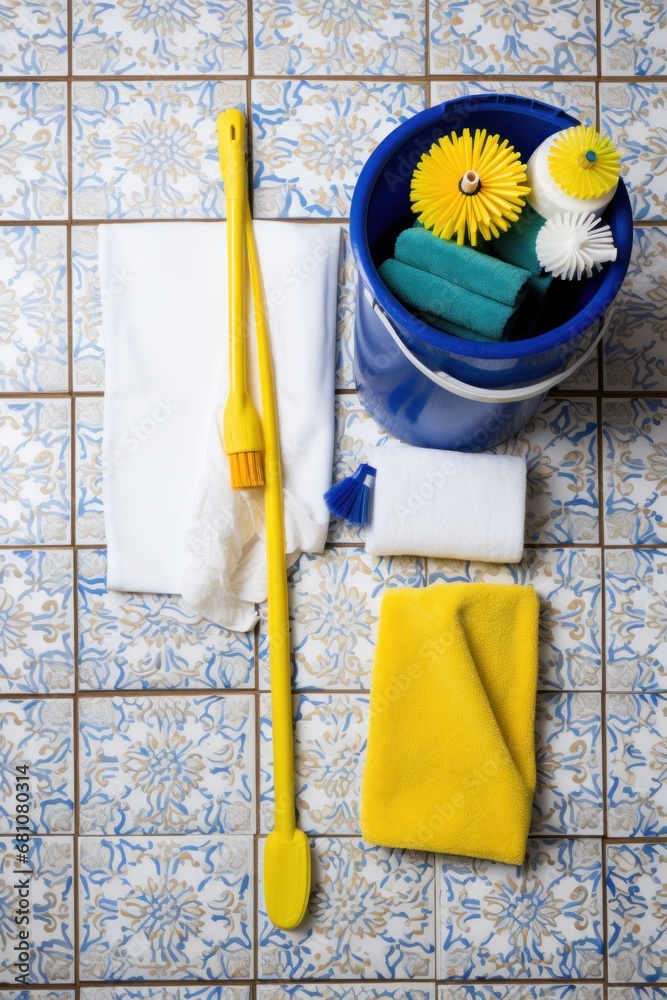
[324,463,376,526]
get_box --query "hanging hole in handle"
[231,124,236,141]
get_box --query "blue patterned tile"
[438,839,603,979]
[260,692,368,835]
[601,83,667,221]
[439,990,602,1000]
[82,990,250,1000]
[534,693,603,835]
[259,548,425,689]
[0,399,71,546]
[73,0,247,75]
[0,83,67,221]
[72,227,105,391]
[251,80,426,218]
[75,396,105,545]
[602,0,667,75]
[606,548,667,691]
[602,398,667,544]
[610,992,667,1000]
[607,692,667,836]
[0,836,74,983]
[429,0,596,75]
[607,842,667,982]
[79,836,253,980]
[0,1,67,75]
[431,80,597,125]
[3,994,74,1000]
[77,549,255,690]
[494,397,599,545]
[0,699,74,834]
[79,695,255,835]
[0,548,74,694]
[258,837,435,979]
[253,0,425,75]
[428,549,602,690]
[259,988,435,1000]
[604,228,667,391]
[0,226,68,392]
[72,81,245,219]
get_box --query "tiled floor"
[0,0,666,993]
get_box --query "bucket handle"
[367,289,613,404]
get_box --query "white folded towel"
[364,445,526,563]
[100,221,342,631]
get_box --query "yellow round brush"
[410,127,531,247]
[548,124,621,201]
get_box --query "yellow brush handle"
[246,212,293,833]
[246,209,311,929]
[217,110,246,397]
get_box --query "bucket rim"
[349,94,634,362]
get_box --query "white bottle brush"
[536,211,618,281]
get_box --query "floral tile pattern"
[251,80,426,218]
[430,80,597,126]
[429,0,597,75]
[534,693,603,835]
[494,397,599,545]
[78,836,253,980]
[438,839,603,979]
[258,837,435,979]
[77,549,255,690]
[72,81,245,219]
[72,227,105,391]
[79,695,255,835]
[259,548,425,689]
[607,842,667,982]
[439,989,602,1000]
[602,398,667,545]
[82,990,250,1000]
[606,548,667,692]
[75,396,105,545]
[604,228,667,391]
[0,0,68,75]
[260,692,369,834]
[0,226,68,392]
[0,699,74,834]
[601,83,667,221]
[0,399,71,546]
[601,0,667,75]
[0,82,68,220]
[607,693,667,837]
[0,836,74,983]
[0,548,74,694]
[428,548,602,690]
[73,0,248,75]
[259,988,435,1000]
[253,0,425,76]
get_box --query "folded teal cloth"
[419,312,499,342]
[396,227,530,308]
[379,258,513,342]
[488,206,546,277]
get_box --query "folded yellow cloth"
[361,582,540,865]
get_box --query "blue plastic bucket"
[349,94,633,451]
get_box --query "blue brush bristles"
[324,463,377,527]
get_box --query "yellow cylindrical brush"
[217,109,264,489]
[410,127,531,247]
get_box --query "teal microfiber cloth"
[487,205,547,277]
[395,227,531,308]
[419,312,499,342]
[379,258,514,342]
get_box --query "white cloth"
[364,445,526,564]
[100,221,342,631]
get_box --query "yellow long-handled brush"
[217,109,264,489]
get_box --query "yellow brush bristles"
[410,127,531,247]
[229,450,265,489]
[548,124,621,200]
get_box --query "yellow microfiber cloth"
[361,582,540,865]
